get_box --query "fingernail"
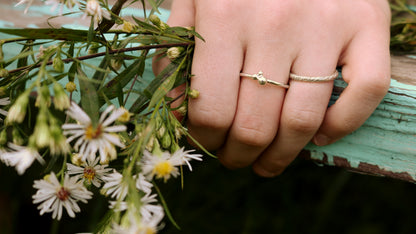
[313,134,330,146]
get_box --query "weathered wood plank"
[303,55,416,183]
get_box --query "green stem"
[4,42,191,77]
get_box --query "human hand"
[154,0,391,177]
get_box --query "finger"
[253,51,340,177]
[186,3,245,150]
[250,6,346,176]
[312,17,391,146]
[217,38,294,169]
[167,0,195,26]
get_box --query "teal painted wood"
[304,56,416,182]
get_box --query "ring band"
[289,70,339,82]
[240,71,289,89]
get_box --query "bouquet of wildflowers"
[0,0,211,232]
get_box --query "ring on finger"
[289,70,339,82]
[240,71,289,88]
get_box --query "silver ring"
[240,71,289,89]
[289,70,339,82]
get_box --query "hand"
[154,0,391,177]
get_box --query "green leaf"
[77,64,100,126]
[129,61,178,113]
[98,51,147,103]
[148,67,178,108]
[87,17,96,45]
[146,0,161,14]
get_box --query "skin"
[154,0,392,177]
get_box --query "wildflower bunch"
[0,0,206,232]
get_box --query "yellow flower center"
[153,161,173,178]
[83,166,96,182]
[85,124,102,140]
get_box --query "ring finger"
[253,50,341,177]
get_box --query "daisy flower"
[32,172,93,220]
[62,102,127,163]
[0,143,45,175]
[66,156,112,187]
[102,170,128,200]
[83,0,111,23]
[141,148,203,182]
[112,211,164,234]
[141,150,180,182]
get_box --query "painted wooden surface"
[1,2,416,182]
[303,55,416,182]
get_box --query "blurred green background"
[3,156,416,234]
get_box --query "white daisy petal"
[32,173,93,220]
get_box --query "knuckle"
[232,114,276,147]
[233,125,273,148]
[188,105,233,131]
[360,76,391,100]
[355,1,390,24]
[284,109,323,134]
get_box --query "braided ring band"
[289,70,339,82]
[240,71,289,89]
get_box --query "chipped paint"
[305,72,416,183]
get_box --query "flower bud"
[35,85,51,107]
[173,121,186,140]
[111,59,123,71]
[88,43,100,55]
[53,83,70,110]
[33,112,51,148]
[175,102,188,117]
[7,93,29,124]
[161,132,171,149]
[49,118,70,155]
[122,21,135,33]
[0,69,9,78]
[117,107,132,122]
[53,56,65,73]
[145,135,155,151]
[149,15,162,27]
[71,153,84,166]
[167,47,184,60]
[188,89,199,99]
[65,81,77,93]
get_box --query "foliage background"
[0,0,415,234]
